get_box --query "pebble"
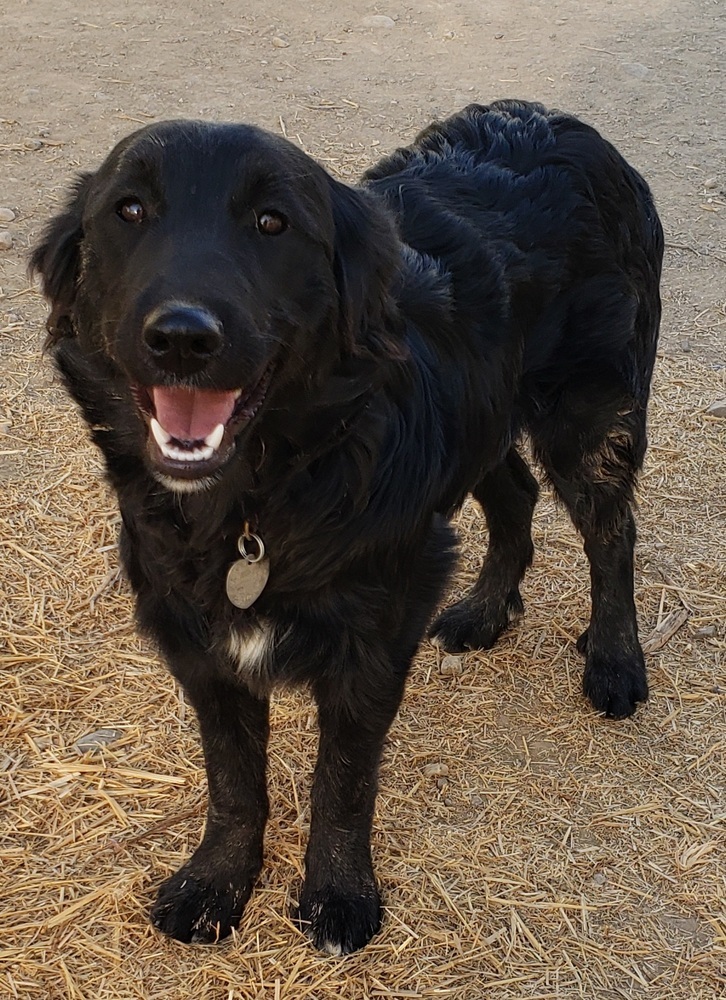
[592,872,607,885]
[703,177,719,190]
[694,625,716,638]
[423,762,449,778]
[361,15,396,29]
[74,727,122,754]
[440,654,464,676]
[706,399,726,417]
[680,339,691,353]
[470,794,484,807]
[0,231,13,251]
[271,36,290,48]
[622,62,651,79]
[0,207,15,223]
[24,138,43,150]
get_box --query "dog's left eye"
[117,198,146,224]
[256,211,287,236]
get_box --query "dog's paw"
[296,883,382,956]
[581,642,648,719]
[429,591,523,653]
[150,863,255,944]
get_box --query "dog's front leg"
[297,667,406,955]
[149,661,269,944]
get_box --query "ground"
[1,1,724,998]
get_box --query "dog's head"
[31,121,403,488]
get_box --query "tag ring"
[238,531,265,563]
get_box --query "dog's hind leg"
[429,447,539,652]
[533,402,649,719]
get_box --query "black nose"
[143,304,223,376]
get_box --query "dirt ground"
[1,1,725,998]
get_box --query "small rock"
[74,727,122,754]
[706,399,726,417]
[436,776,449,790]
[703,177,719,190]
[443,797,454,807]
[271,36,289,48]
[423,762,449,778]
[694,626,716,638]
[361,15,396,29]
[470,794,484,807]
[24,138,43,150]
[0,231,13,251]
[622,62,651,79]
[680,339,691,353]
[440,654,464,676]
[0,207,15,223]
[592,872,607,885]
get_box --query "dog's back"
[366,99,663,411]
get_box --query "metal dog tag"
[225,530,270,609]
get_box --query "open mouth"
[132,363,273,479]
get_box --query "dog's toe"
[583,646,648,719]
[429,591,523,653]
[150,865,254,944]
[296,883,382,956]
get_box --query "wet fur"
[31,100,663,954]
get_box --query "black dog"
[32,100,663,955]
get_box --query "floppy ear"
[327,176,407,361]
[30,172,93,348]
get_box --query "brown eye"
[256,210,287,236]
[117,199,146,224]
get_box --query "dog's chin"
[132,362,274,489]
[153,471,220,494]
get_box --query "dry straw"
[1,274,724,999]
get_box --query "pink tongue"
[151,386,239,442]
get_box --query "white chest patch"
[226,622,273,678]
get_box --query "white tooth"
[205,423,225,452]
[160,441,215,463]
[151,417,172,447]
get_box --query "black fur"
[31,100,663,954]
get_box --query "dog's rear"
[367,101,664,718]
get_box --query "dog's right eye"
[117,199,146,224]
[256,210,288,236]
